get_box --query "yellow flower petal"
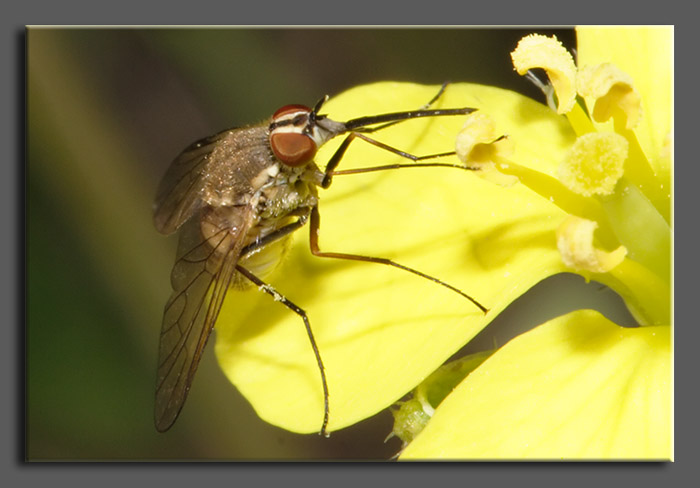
[214,82,574,434]
[556,215,627,273]
[511,34,577,114]
[400,310,671,460]
[559,132,628,196]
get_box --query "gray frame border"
[8,0,691,485]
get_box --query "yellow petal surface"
[214,82,575,433]
[576,26,672,182]
[401,310,671,460]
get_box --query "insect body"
[153,87,486,435]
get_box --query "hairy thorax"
[236,161,323,282]
[198,127,324,286]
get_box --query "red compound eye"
[270,131,317,167]
[270,104,316,166]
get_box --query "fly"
[153,83,488,436]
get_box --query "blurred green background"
[26,27,622,461]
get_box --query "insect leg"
[321,132,473,188]
[240,211,309,258]
[308,206,488,313]
[330,135,506,177]
[358,82,450,133]
[322,135,508,185]
[322,84,472,188]
[235,264,331,438]
[330,161,478,177]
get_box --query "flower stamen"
[559,132,628,197]
[557,216,627,274]
[511,34,577,114]
[577,63,643,130]
[455,112,518,186]
[524,69,557,112]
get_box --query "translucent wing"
[153,129,233,235]
[154,206,253,432]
